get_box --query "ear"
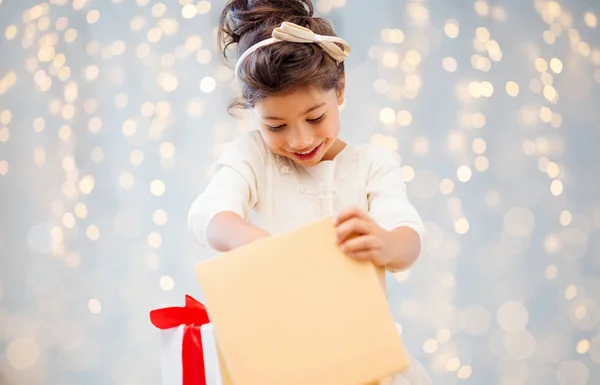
[336,74,346,105]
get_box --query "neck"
[322,138,346,161]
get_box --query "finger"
[344,249,374,262]
[334,206,367,225]
[336,217,373,243]
[340,234,380,255]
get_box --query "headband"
[234,21,351,80]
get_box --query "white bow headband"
[234,22,351,80]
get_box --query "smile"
[291,143,322,161]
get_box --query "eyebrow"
[262,102,326,121]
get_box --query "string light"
[0,0,598,384]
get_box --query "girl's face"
[254,85,345,167]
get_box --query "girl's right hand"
[242,225,271,245]
[207,211,270,252]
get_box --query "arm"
[206,211,270,252]
[188,132,270,251]
[365,148,427,271]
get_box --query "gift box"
[149,295,233,385]
[195,217,410,385]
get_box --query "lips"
[291,142,322,161]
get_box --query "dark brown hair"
[218,0,345,111]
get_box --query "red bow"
[150,295,211,385]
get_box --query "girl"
[189,0,431,383]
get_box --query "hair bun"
[219,0,314,56]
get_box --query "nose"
[288,126,314,151]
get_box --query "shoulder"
[352,143,402,173]
[217,130,270,167]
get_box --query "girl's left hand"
[334,206,393,267]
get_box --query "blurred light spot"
[118,172,135,190]
[457,165,472,182]
[396,110,412,126]
[474,1,490,16]
[380,108,395,124]
[544,233,561,254]
[446,357,461,373]
[115,93,128,108]
[88,299,102,314]
[557,360,589,385]
[151,2,166,17]
[200,77,216,93]
[130,149,144,166]
[6,338,40,370]
[506,81,519,96]
[62,213,76,228]
[182,4,197,18]
[86,225,100,241]
[455,218,469,235]
[497,300,529,331]
[440,179,454,195]
[559,210,572,226]
[485,190,500,207]
[79,175,95,195]
[462,305,491,335]
[422,339,438,354]
[442,57,457,72]
[159,275,174,291]
[148,232,163,248]
[74,203,88,219]
[401,166,415,182]
[382,52,399,68]
[549,58,563,73]
[476,27,490,42]
[444,19,459,38]
[197,49,212,64]
[504,330,536,359]
[545,264,557,280]
[5,25,17,40]
[412,137,429,156]
[197,1,211,14]
[122,119,136,136]
[457,365,472,379]
[543,30,556,45]
[153,209,168,226]
[87,10,100,24]
[88,117,102,133]
[0,160,8,176]
[584,12,597,28]
[576,339,590,354]
[551,180,564,196]
[150,180,166,196]
[503,207,535,237]
[565,285,577,300]
[436,329,451,343]
[535,58,548,72]
[475,156,489,172]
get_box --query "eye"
[307,113,325,124]
[266,124,285,132]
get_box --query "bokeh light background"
[1,0,600,384]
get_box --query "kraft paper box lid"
[195,217,409,385]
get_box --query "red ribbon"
[150,295,211,385]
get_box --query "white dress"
[188,130,432,385]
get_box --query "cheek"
[320,120,340,137]
[258,129,285,149]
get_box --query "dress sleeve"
[365,146,428,263]
[188,131,266,248]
